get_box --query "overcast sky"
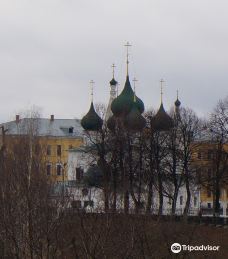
[0,0,227,122]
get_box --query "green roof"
[110,78,118,86]
[107,114,117,131]
[124,101,146,132]
[111,76,144,117]
[152,103,173,131]
[81,102,103,131]
[175,98,181,107]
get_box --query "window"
[76,167,84,182]
[47,145,51,156]
[207,188,211,198]
[46,164,51,176]
[56,164,62,176]
[71,200,81,209]
[84,200,94,208]
[67,180,76,187]
[69,127,74,133]
[82,188,89,196]
[207,203,211,209]
[207,168,212,181]
[194,197,197,207]
[196,168,201,183]
[197,152,202,159]
[207,150,213,160]
[35,144,40,155]
[57,145,61,156]
[223,151,228,160]
[180,196,183,206]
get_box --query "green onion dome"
[124,101,146,132]
[152,103,173,131]
[107,114,117,131]
[175,97,181,107]
[110,78,118,86]
[111,76,144,117]
[81,102,103,131]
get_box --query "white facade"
[67,146,201,214]
[67,146,94,181]
[104,79,117,121]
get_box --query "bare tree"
[0,110,69,258]
[207,97,228,219]
[163,112,184,216]
[177,108,201,218]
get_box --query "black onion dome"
[124,101,146,132]
[135,96,144,114]
[111,76,144,117]
[107,115,117,131]
[152,103,173,131]
[175,98,181,107]
[81,102,103,131]
[110,78,118,86]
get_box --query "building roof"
[107,114,117,131]
[111,75,144,117]
[110,78,118,86]
[124,100,146,132]
[0,117,83,137]
[81,102,103,131]
[152,103,173,131]
[175,97,181,107]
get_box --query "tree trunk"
[171,189,178,216]
[158,172,163,216]
[184,175,191,220]
[124,190,129,214]
[213,179,220,224]
[146,179,153,214]
[112,167,117,213]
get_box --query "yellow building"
[0,114,84,182]
[192,141,228,215]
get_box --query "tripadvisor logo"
[171,243,220,253]
[171,243,182,253]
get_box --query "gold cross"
[111,63,116,78]
[133,77,138,93]
[90,80,95,101]
[160,79,165,103]
[124,42,132,75]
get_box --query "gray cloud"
[0,0,227,122]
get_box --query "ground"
[53,214,228,259]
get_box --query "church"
[68,42,202,215]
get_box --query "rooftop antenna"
[90,80,94,102]
[160,79,164,104]
[124,41,132,76]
